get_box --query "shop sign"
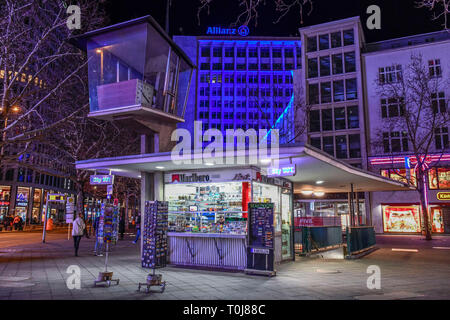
[90,175,114,185]
[232,173,251,181]
[437,192,450,201]
[171,173,210,183]
[66,196,75,214]
[295,217,324,227]
[48,194,65,202]
[16,192,28,206]
[267,165,296,177]
[0,201,10,206]
[206,25,249,37]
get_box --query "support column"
[355,191,360,226]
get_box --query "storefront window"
[32,189,42,224]
[0,186,11,222]
[16,187,30,221]
[429,167,450,189]
[383,205,421,233]
[281,192,292,259]
[165,182,246,234]
[253,182,281,232]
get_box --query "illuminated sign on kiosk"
[90,175,114,185]
[267,165,296,177]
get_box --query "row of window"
[378,59,442,84]
[308,52,356,78]
[308,78,358,104]
[380,92,446,119]
[201,47,301,58]
[309,106,359,132]
[381,167,450,190]
[306,29,355,53]
[200,62,297,71]
[199,100,288,109]
[200,87,293,97]
[0,168,75,190]
[202,123,273,132]
[199,111,281,120]
[382,127,448,153]
[310,134,361,159]
[199,73,293,84]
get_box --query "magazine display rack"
[138,201,168,293]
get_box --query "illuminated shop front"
[164,168,294,269]
[15,187,30,221]
[0,186,11,222]
[382,204,446,234]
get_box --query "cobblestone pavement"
[0,231,449,300]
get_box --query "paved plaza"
[0,230,449,300]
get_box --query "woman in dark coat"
[119,210,125,240]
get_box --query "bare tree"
[0,0,105,166]
[416,0,450,30]
[197,0,313,27]
[371,54,449,240]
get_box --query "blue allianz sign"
[206,25,249,37]
[90,175,114,185]
[267,165,296,177]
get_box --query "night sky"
[104,0,444,42]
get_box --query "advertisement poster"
[431,207,444,233]
[383,206,421,233]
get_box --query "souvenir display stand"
[94,203,120,287]
[245,202,276,277]
[138,201,168,293]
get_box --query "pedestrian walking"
[72,213,86,257]
[13,215,20,230]
[119,215,125,240]
[132,214,141,244]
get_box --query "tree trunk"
[417,169,432,240]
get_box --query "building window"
[309,83,319,104]
[225,47,234,57]
[310,137,321,149]
[347,106,359,128]
[285,75,293,84]
[273,63,282,70]
[345,78,357,100]
[431,92,446,113]
[237,74,246,83]
[213,47,222,57]
[319,56,331,77]
[429,167,450,189]
[200,63,210,70]
[321,109,333,131]
[211,74,222,83]
[332,54,343,74]
[379,65,402,84]
[428,59,441,78]
[343,29,354,46]
[200,87,209,96]
[307,36,317,52]
[331,31,342,48]
[224,63,234,70]
[320,82,332,103]
[249,63,258,70]
[201,47,210,57]
[236,64,246,70]
[349,134,361,158]
[309,110,320,132]
[249,75,258,83]
[273,48,282,57]
[334,107,346,130]
[285,48,294,57]
[344,52,356,73]
[435,127,449,150]
[333,80,344,102]
[237,48,246,57]
[212,63,221,70]
[17,168,25,182]
[224,75,234,83]
[261,63,270,70]
[381,98,405,118]
[319,34,329,50]
[383,131,408,153]
[249,48,258,57]
[261,48,270,57]
[323,136,334,156]
[200,73,210,83]
[308,57,318,78]
[335,135,348,158]
[5,169,14,181]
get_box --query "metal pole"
[350,183,355,227]
[355,190,361,226]
[105,242,109,272]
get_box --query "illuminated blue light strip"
[264,70,295,141]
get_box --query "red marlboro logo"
[172,174,180,183]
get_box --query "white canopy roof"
[76,144,411,193]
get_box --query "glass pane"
[309,110,320,132]
[331,32,341,48]
[332,54,343,74]
[344,52,356,72]
[343,29,354,46]
[334,107,346,130]
[322,109,333,131]
[333,80,344,102]
[347,106,359,128]
[319,34,329,50]
[323,136,334,156]
[349,134,361,158]
[307,36,317,52]
[335,135,348,158]
[345,78,357,100]
[308,58,318,78]
[320,82,331,103]
[309,83,319,104]
[320,56,330,76]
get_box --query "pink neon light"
[369,154,450,165]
